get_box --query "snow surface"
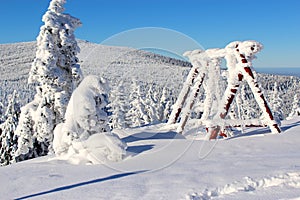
[1,117,300,200]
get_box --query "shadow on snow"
[126,144,154,155]
[227,121,300,140]
[123,131,185,143]
[15,170,147,200]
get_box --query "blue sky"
[0,0,299,68]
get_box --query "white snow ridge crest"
[187,172,300,200]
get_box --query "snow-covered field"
[0,117,299,200]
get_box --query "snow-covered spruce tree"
[126,80,150,127]
[0,90,20,166]
[15,0,82,160]
[0,102,4,123]
[108,81,128,130]
[144,84,159,124]
[53,76,126,164]
[287,94,300,119]
[159,87,173,122]
[234,83,255,120]
[270,82,284,122]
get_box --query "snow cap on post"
[183,49,203,58]
[226,40,263,58]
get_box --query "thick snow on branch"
[53,75,127,165]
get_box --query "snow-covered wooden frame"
[168,41,281,139]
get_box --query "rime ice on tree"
[270,82,284,123]
[287,94,300,119]
[0,91,20,166]
[15,0,82,160]
[168,40,281,139]
[53,76,126,164]
[126,80,150,127]
[0,102,4,124]
[108,81,128,129]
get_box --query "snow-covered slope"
[0,40,190,106]
[0,117,300,200]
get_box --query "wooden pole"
[167,67,199,124]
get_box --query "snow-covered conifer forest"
[0,0,300,199]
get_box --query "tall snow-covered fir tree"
[0,90,20,166]
[15,0,82,161]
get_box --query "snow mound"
[56,132,127,165]
[53,75,127,164]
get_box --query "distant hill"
[0,40,299,119]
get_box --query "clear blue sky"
[0,0,299,68]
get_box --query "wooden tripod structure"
[168,41,281,139]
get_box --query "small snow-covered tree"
[270,82,284,122]
[144,84,159,124]
[158,87,173,122]
[287,94,300,119]
[0,102,4,123]
[234,83,257,120]
[14,102,37,161]
[126,81,150,127]
[108,81,128,129]
[0,90,20,166]
[53,76,126,164]
[15,0,82,160]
